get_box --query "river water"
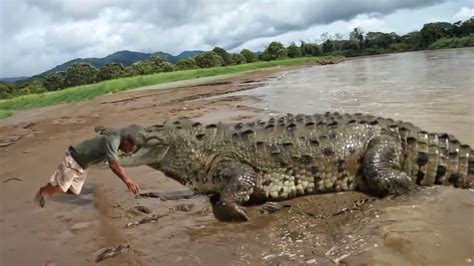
[239,48,474,145]
[181,49,474,265]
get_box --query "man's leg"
[34,183,61,208]
[34,152,85,207]
[34,183,78,207]
[39,183,63,195]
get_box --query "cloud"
[454,7,474,21]
[1,0,471,77]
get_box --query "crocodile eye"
[145,137,163,146]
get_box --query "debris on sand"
[134,205,152,214]
[95,243,130,262]
[260,202,292,214]
[2,177,23,183]
[0,135,22,147]
[21,122,37,129]
[135,192,161,199]
[173,203,194,212]
[324,237,369,264]
[125,214,166,228]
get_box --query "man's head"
[102,123,172,167]
[119,125,144,154]
[119,136,136,153]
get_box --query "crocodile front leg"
[208,160,256,222]
[358,134,415,197]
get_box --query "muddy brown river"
[184,48,473,265]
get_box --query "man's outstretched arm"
[109,160,140,194]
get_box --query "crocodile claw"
[211,200,249,222]
[381,173,414,197]
[390,176,414,196]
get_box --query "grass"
[428,34,474,49]
[0,55,343,117]
[0,109,11,119]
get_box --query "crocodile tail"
[402,131,473,188]
[285,112,473,189]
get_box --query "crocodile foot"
[377,173,414,197]
[211,199,249,222]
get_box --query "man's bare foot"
[34,191,45,208]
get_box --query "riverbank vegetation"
[0,17,472,103]
[318,18,473,57]
[0,55,342,117]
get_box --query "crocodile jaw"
[118,145,170,167]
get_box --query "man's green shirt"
[71,134,121,169]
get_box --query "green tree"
[176,57,199,70]
[310,44,321,56]
[459,17,474,36]
[148,55,165,66]
[27,80,47,94]
[365,32,400,49]
[447,17,474,37]
[333,33,344,51]
[402,31,422,48]
[419,22,454,48]
[160,62,176,72]
[129,60,155,76]
[322,40,334,53]
[125,66,133,76]
[195,51,224,68]
[64,63,98,87]
[388,42,412,52]
[300,41,314,56]
[340,40,357,50]
[0,82,14,99]
[240,49,258,63]
[14,80,47,95]
[43,71,66,91]
[146,56,168,73]
[212,47,231,65]
[287,42,301,58]
[262,41,287,61]
[97,62,126,81]
[142,55,176,73]
[350,27,365,49]
[230,53,247,65]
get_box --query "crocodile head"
[100,125,171,168]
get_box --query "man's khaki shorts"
[49,151,87,195]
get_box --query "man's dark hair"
[120,125,144,146]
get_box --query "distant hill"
[0,76,29,83]
[38,50,206,76]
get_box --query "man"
[34,125,143,207]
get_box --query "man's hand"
[109,160,140,194]
[125,179,140,194]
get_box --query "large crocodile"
[103,112,473,222]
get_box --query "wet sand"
[1,56,473,265]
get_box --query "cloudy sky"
[1,0,473,78]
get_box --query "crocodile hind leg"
[358,134,415,197]
[209,161,256,222]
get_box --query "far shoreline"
[0,55,344,119]
[345,46,474,61]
